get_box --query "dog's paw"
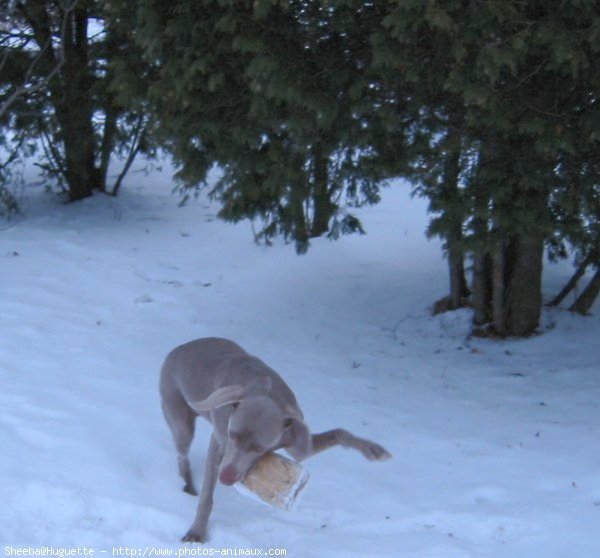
[183,483,198,496]
[360,440,392,461]
[181,529,207,544]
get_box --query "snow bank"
[1,169,598,557]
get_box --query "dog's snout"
[219,464,240,485]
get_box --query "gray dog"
[160,337,392,542]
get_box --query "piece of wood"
[237,452,309,511]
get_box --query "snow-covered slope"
[1,169,598,557]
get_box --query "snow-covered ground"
[1,166,599,557]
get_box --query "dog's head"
[191,385,311,485]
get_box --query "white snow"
[1,166,599,557]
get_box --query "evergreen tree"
[0,0,153,202]
[376,0,600,334]
[126,0,600,332]
[134,0,400,252]
[549,135,600,314]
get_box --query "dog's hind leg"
[161,390,198,495]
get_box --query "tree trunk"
[441,117,469,309]
[431,249,469,316]
[505,232,544,336]
[471,168,492,324]
[98,104,119,192]
[470,139,497,326]
[448,243,469,308]
[569,267,600,315]
[503,179,548,337]
[472,251,492,325]
[17,3,97,200]
[54,6,98,201]
[310,141,334,237]
[491,236,507,335]
[97,29,124,194]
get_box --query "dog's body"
[160,337,391,542]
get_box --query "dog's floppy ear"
[282,413,312,461]
[247,375,272,393]
[190,385,245,412]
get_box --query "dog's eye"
[283,418,293,428]
[232,401,240,409]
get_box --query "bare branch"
[110,115,148,196]
[37,117,67,182]
[0,0,79,119]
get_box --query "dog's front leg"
[310,429,391,461]
[182,434,223,543]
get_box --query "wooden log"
[236,452,309,511]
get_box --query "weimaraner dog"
[160,337,391,542]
